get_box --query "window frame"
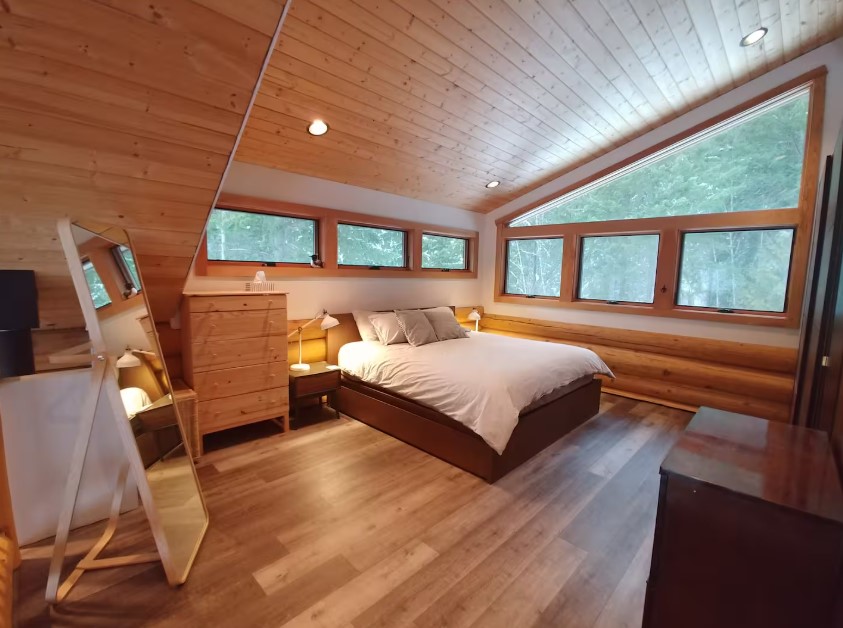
[111,245,142,294]
[576,233,661,306]
[197,196,479,279]
[336,221,409,269]
[77,238,144,318]
[205,207,319,267]
[503,236,565,298]
[421,232,469,271]
[494,69,825,328]
[674,226,797,316]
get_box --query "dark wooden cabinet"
[289,361,341,423]
[643,407,843,628]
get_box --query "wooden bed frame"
[326,311,602,482]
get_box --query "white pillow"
[423,309,468,341]
[120,386,152,417]
[352,310,379,342]
[395,309,439,346]
[368,312,407,345]
[423,306,456,316]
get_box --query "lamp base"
[290,363,311,371]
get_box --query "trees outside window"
[422,234,467,269]
[512,92,809,227]
[678,229,794,312]
[497,73,823,326]
[207,208,316,264]
[337,224,406,267]
[579,235,659,303]
[82,259,111,309]
[505,239,563,297]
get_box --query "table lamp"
[468,308,481,332]
[288,310,339,371]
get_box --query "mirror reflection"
[71,222,207,583]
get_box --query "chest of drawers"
[181,292,290,453]
[643,407,843,628]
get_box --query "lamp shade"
[468,309,481,321]
[321,313,340,330]
[116,349,141,369]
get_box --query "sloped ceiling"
[0,0,285,329]
[234,0,843,213]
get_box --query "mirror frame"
[56,218,209,586]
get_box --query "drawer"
[192,363,287,400]
[190,338,286,372]
[190,309,287,342]
[199,389,289,434]
[187,294,286,313]
[292,370,341,398]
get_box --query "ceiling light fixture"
[739,27,768,47]
[307,119,329,136]
[486,180,500,189]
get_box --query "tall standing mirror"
[49,219,208,602]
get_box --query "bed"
[327,310,612,482]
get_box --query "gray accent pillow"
[424,309,469,341]
[368,312,407,345]
[394,310,439,347]
[352,310,379,342]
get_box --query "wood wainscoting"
[478,313,797,422]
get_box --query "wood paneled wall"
[479,313,797,422]
[0,0,286,342]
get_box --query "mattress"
[338,332,613,453]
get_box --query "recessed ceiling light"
[307,119,329,136]
[486,180,500,189]
[740,27,768,47]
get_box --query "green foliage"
[337,224,405,267]
[579,235,659,303]
[513,93,809,227]
[207,208,316,263]
[505,92,809,310]
[421,234,467,269]
[83,261,111,309]
[505,239,563,297]
[678,229,793,312]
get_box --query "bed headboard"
[326,307,457,365]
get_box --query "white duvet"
[338,332,613,454]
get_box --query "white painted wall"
[99,302,153,357]
[479,37,843,349]
[185,163,484,319]
[0,369,139,544]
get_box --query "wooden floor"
[17,394,690,627]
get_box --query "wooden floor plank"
[16,395,690,628]
[468,536,586,628]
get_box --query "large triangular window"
[510,87,810,227]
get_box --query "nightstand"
[288,361,341,425]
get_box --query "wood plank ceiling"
[235,0,843,213]
[0,0,285,330]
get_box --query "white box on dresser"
[181,292,290,455]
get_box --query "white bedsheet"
[338,332,613,454]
